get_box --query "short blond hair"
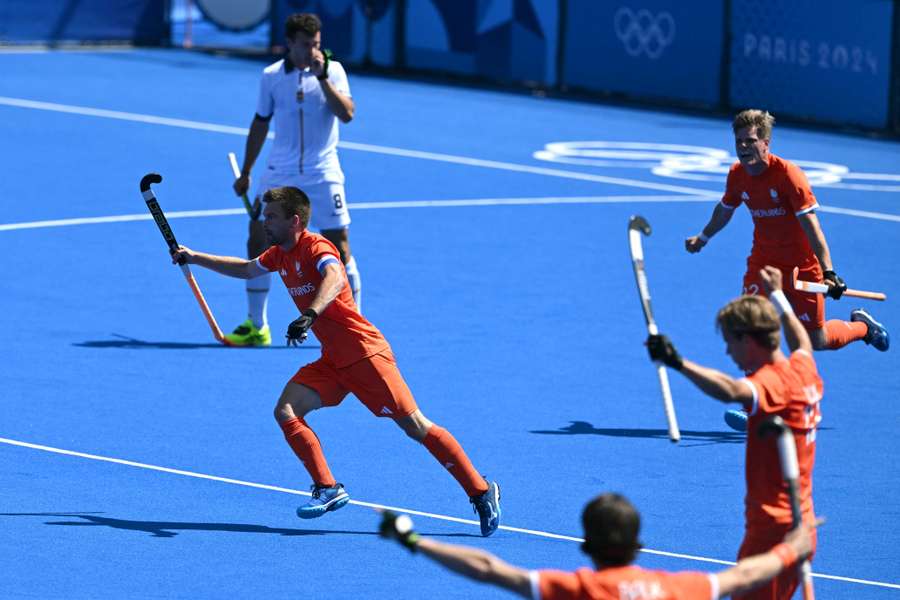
[732,109,775,140]
[716,295,780,350]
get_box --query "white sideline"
[0,95,897,224]
[2,195,899,233]
[0,436,897,591]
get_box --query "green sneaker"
[224,318,271,347]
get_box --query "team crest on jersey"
[741,191,750,200]
[294,261,303,276]
[769,188,780,203]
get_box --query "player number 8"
[333,193,344,210]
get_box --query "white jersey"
[255,57,350,183]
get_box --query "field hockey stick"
[139,173,226,344]
[628,215,680,443]
[758,415,815,600]
[227,152,259,219]
[791,267,886,301]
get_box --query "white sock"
[344,256,362,312]
[247,272,270,328]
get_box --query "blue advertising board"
[729,0,894,129]
[0,0,167,44]
[404,0,559,86]
[562,0,724,105]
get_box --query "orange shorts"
[734,520,818,600]
[742,259,824,330]
[290,349,418,418]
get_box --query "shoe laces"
[310,483,341,499]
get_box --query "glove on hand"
[286,309,318,345]
[647,334,684,370]
[822,270,846,300]
[379,510,420,552]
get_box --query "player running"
[170,186,500,536]
[685,109,889,355]
[647,266,821,600]
[379,492,818,599]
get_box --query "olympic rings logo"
[614,7,676,59]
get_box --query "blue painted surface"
[730,0,895,129]
[0,48,898,598]
[563,0,724,105]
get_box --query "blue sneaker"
[470,480,501,537]
[724,409,748,432]
[851,309,890,351]
[297,483,350,519]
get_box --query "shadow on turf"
[531,420,745,445]
[1,513,481,539]
[73,334,319,350]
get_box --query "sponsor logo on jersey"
[288,283,316,296]
[280,268,288,277]
[380,406,393,415]
[750,207,787,218]
[741,191,750,200]
[799,313,810,322]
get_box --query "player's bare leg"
[395,409,501,537]
[275,382,349,518]
[322,227,362,311]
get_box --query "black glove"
[286,308,318,345]
[379,510,420,552]
[647,334,684,370]
[317,49,333,80]
[822,270,846,300]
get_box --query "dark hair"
[263,186,311,229]
[285,13,321,40]
[581,493,642,566]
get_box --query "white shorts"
[254,169,351,231]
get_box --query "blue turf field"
[1,48,898,598]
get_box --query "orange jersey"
[740,350,822,526]
[534,566,716,600]
[721,154,819,266]
[256,231,389,367]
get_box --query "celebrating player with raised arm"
[686,109,888,354]
[379,493,817,599]
[228,12,362,347]
[647,266,821,600]
[170,186,500,536]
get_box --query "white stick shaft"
[656,364,680,442]
[228,152,242,179]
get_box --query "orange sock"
[279,417,336,487]
[824,320,868,350]
[422,425,488,497]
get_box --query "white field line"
[1,436,898,590]
[0,95,717,197]
[0,196,712,232]
[2,194,899,233]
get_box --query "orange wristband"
[772,543,798,568]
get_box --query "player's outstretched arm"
[714,521,816,598]
[379,512,531,598]
[686,203,734,253]
[647,335,753,405]
[307,262,346,315]
[797,212,846,299]
[170,246,265,280]
[759,266,813,354]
